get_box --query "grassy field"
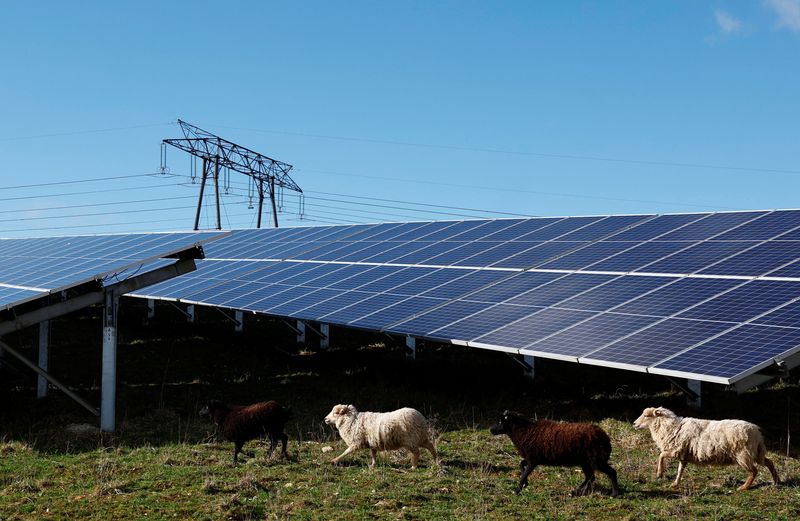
[2,302,800,520]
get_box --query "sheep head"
[490,410,531,435]
[633,407,676,430]
[324,404,358,426]
[199,400,227,419]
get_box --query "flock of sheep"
[200,400,781,496]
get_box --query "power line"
[297,167,746,211]
[0,182,187,202]
[0,195,199,214]
[0,122,174,142]
[0,173,171,191]
[212,124,800,176]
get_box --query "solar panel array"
[132,210,800,385]
[0,232,224,311]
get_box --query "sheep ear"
[653,408,663,417]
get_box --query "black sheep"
[490,410,620,497]
[200,399,291,464]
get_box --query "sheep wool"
[324,404,438,469]
[633,407,780,490]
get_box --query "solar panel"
[130,209,800,387]
[0,231,225,311]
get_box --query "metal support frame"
[687,379,702,408]
[319,323,330,349]
[37,320,49,398]
[0,340,99,416]
[0,257,198,431]
[147,299,155,320]
[522,354,535,379]
[664,376,700,403]
[187,304,195,323]
[101,290,119,432]
[296,320,306,343]
[234,310,243,332]
[405,336,416,360]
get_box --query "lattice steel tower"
[162,119,302,229]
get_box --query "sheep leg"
[739,466,757,491]
[424,441,439,466]
[598,462,620,497]
[656,452,669,479]
[409,448,421,470]
[233,441,244,465]
[369,448,378,468]
[763,457,780,485]
[671,461,687,488]
[572,463,595,497]
[267,434,277,458]
[279,432,289,459]
[332,445,358,465]
[514,462,535,495]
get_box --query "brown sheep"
[633,407,780,490]
[490,410,620,497]
[200,399,291,464]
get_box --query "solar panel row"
[132,210,800,385]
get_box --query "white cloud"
[714,9,743,34]
[765,0,800,32]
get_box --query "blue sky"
[1,1,799,237]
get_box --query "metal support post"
[147,299,155,320]
[256,178,265,229]
[234,310,243,332]
[297,320,306,343]
[101,291,119,432]
[37,320,49,398]
[193,158,209,230]
[187,305,195,323]
[523,354,535,379]
[405,336,416,360]
[213,157,221,230]
[269,178,279,228]
[319,323,330,349]
[687,379,702,408]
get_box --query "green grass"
[2,304,800,519]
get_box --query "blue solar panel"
[656,212,767,241]
[263,288,345,316]
[418,221,489,242]
[424,242,505,266]
[699,241,800,277]
[0,286,43,309]
[677,280,800,323]
[475,308,597,349]
[538,241,636,270]
[357,222,428,242]
[614,277,742,317]
[556,276,673,312]
[388,242,468,264]
[319,293,407,325]
[420,270,508,299]
[298,264,373,288]
[653,325,800,380]
[387,269,465,296]
[526,313,661,358]
[491,241,587,269]
[350,296,445,330]
[324,265,403,290]
[608,213,709,241]
[334,242,409,262]
[589,241,694,272]
[387,300,489,337]
[464,271,564,304]
[516,216,602,241]
[639,241,757,274]
[279,263,346,286]
[485,218,564,241]
[767,259,800,279]
[454,219,526,241]
[353,267,437,293]
[507,274,615,307]
[583,318,732,368]
[556,215,653,241]
[221,283,298,310]
[290,290,372,320]
[713,210,800,241]
[754,301,800,328]
[430,303,541,341]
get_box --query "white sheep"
[324,404,438,469]
[633,407,780,490]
